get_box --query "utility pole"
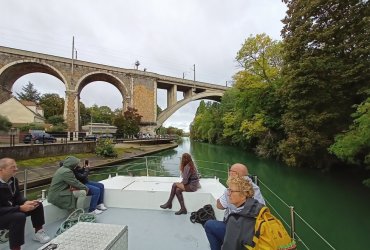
[71,36,75,84]
[193,64,196,81]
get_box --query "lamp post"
[90,115,93,134]
[9,127,16,147]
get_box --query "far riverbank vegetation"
[191,1,369,187]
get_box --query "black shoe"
[175,208,187,215]
[160,203,172,209]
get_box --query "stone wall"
[0,142,96,160]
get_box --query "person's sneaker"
[96,203,108,211]
[90,209,103,215]
[33,229,51,244]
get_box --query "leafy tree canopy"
[39,93,64,119]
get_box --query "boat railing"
[18,156,336,250]
[257,177,336,250]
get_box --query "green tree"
[47,115,65,125]
[39,93,64,119]
[123,107,142,137]
[89,105,114,124]
[113,114,125,138]
[16,81,41,103]
[80,102,91,126]
[329,97,370,187]
[0,115,12,131]
[279,0,370,168]
[220,34,284,154]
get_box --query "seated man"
[73,160,107,215]
[0,158,51,250]
[204,163,265,250]
[48,156,88,212]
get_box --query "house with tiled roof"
[0,97,45,126]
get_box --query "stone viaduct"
[0,46,228,133]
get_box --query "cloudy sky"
[1,0,287,132]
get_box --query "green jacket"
[47,156,87,210]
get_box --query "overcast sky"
[1,0,287,132]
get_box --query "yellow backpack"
[245,207,296,250]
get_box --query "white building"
[81,123,117,134]
[0,97,45,126]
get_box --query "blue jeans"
[86,181,105,212]
[204,220,226,250]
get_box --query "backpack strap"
[245,206,269,249]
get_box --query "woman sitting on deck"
[160,153,200,215]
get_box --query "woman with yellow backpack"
[222,176,296,250]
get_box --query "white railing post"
[41,189,46,200]
[290,206,296,240]
[146,157,149,177]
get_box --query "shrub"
[95,139,117,158]
[0,115,12,131]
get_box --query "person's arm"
[74,167,89,183]
[217,189,228,210]
[13,178,27,205]
[181,165,191,185]
[221,215,240,250]
[63,170,88,190]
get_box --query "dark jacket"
[73,167,89,184]
[222,198,264,250]
[0,177,27,216]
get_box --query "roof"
[19,100,37,106]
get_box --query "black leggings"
[0,202,45,249]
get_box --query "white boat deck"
[0,176,226,250]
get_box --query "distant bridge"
[0,46,228,133]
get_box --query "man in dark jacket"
[0,158,50,250]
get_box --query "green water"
[36,138,369,249]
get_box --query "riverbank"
[15,142,178,188]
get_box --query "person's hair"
[227,175,254,198]
[0,158,14,170]
[180,153,196,173]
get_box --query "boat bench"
[101,176,225,220]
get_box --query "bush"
[19,123,44,132]
[0,115,12,131]
[95,139,117,158]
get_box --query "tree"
[39,93,64,119]
[113,107,142,137]
[47,115,65,125]
[89,105,114,124]
[16,81,41,103]
[0,115,12,131]
[279,0,370,168]
[113,114,125,138]
[80,102,91,126]
[123,107,142,137]
[329,97,370,187]
[222,34,284,153]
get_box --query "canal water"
[79,138,370,249]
